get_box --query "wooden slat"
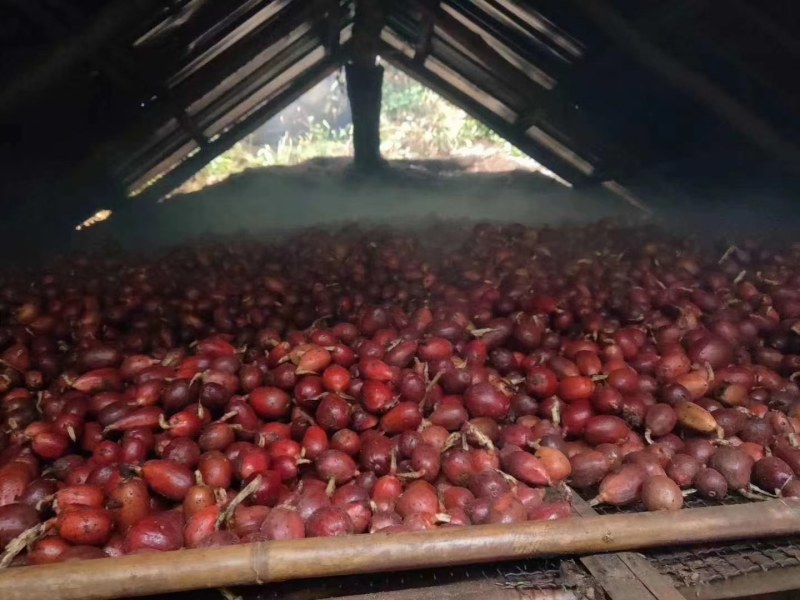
[618,553,686,600]
[131,50,341,202]
[382,41,589,184]
[570,493,686,600]
[333,579,579,600]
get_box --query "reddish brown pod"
[708,447,754,491]
[559,376,595,403]
[752,457,795,494]
[380,402,422,434]
[142,460,195,501]
[501,451,551,486]
[306,506,355,537]
[261,507,305,540]
[182,484,216,518]
[645,404,677,439]
[359,357,394,382]
[299,425,328,461]
[360,380,394,414]
[55,484,105,510]
[124,512,185,553]
[694,468,728,500]
[534,447,571,482]
[316,394,352,432]
[249,387,291,419]
[641,476,683,511]
[569,451,610,489]
[528,501,572,521]
[56,506,113,546]
[487,493,527,524]
[590,464,646,507]
[525,366,558,399]
[463,383,511,420]
[430,396,469,431]
[666,454,701,488]
[406,444,441,482]
[184,505,221,548]
[30,429,71,460]
[315,449,357,484]
[0,503,39,547]
[28,536,71,565]
[0,461,33,507]
[583,415,630,445]
[395,480,438,518]
[108,479,151,531]
[468,470,511,500]
[683,439,716,465]
[199,451,233,489]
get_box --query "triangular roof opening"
[137,63,566,199]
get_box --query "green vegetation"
[175,65,529,195]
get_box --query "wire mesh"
[648,537,800,588]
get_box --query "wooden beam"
[350,0,387,67]
[12,0,208,149]
[346,62,385,169]
[567,0,704,79]
[422,1,551,94]
[321,0,345,54]
[347,0,388,168]
[414,9,436,63]
[161,0,330,120]
[133,51,341,204]
[382,42,589,184]
[726,0,800,61]
[670,11,800,116]
[415,1,639,179]
[75,0,329,191]
[563,0,800,171]
[0,0,161,115]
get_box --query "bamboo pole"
[2,500,799,600]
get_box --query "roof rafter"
[134,46,344,203]
[0,0,162,115]
[564,0,800,172]
[381,40,590,184]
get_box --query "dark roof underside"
[0,0,798,230]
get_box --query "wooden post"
[346,62,385,170]
[346,0,387,170]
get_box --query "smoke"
[31,159,800,262]
[78,165,631,252]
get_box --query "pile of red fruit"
[2,221,800,567]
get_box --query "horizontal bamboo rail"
[1,500,799,600]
